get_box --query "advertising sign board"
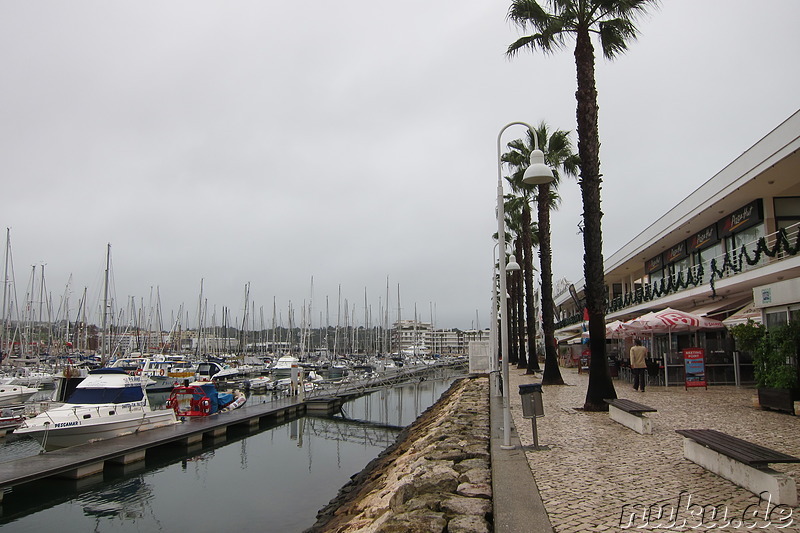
[683,348,707,389]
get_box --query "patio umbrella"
[605,320,629,338]
[624,308,725,385]
[626,308,725,333]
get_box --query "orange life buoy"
[159,369,165,376]
[135,368,142,375]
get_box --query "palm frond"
[507,0,551,31]
[598,18,638,58]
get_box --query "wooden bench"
[676,429,799,506]
[604,399,657,434]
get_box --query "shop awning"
[688,297,751,318]
[722,301,762,326]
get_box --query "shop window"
[650,269,663,286]
[731,223,767,269]
[696,241,724,280]
[612,283,622,298]
[766,310,788,329]
[774,197,800,256]
[670,256,692,279]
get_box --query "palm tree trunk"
[538,183,564,385]
[507,272,518,366]
[514,238,527,369]
[575,28,616,410]
[521,202,540,372]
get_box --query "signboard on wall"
[664,241,687,263]
[683,348,707,389]
[645,253,663,274]
[719,199,764,237]
[688,223,719,252]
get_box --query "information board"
[683,348,707,389]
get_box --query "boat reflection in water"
[0,369,463,532]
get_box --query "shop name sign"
[665,241,687,263]
[689,224,718,252]
[720,200,763,237]
[645,254,663,274]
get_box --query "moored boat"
[0,383,39,407]
[13,368,178,450]
[165,382,246,417]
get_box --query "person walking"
[630,339,648,392]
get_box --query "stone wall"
[305,376,491,533]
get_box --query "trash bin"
[519,383,544,419]
[518,383,544,450]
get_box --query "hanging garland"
[563,228,799,324]
[710,228,800,296]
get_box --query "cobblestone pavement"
[508,368,800,532]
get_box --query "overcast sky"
[1,1,798,332]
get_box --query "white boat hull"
[14,406,178,450]
[0,385,39,407]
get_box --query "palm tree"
[503,197,528,369]
[506,0,657,410]
[504,123,578,384]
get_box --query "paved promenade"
[505,368,800,532]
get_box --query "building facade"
[554,110,800,386]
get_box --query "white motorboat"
[13,368,178,450]
[0,384,39,407]
[0,367,55,388]
[271,355,300,377]
[195,361,239,381]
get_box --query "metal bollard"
[519,383,544,450]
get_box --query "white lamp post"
[496,122,553,449]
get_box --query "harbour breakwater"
[305,376,491,533]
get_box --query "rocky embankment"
[305,376,492,533]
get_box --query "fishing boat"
[165,381,246,417]
[13,368,178,450]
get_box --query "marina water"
[0,369,463,532]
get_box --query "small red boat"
[166,381,246,417]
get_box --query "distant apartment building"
[392,320,488,355]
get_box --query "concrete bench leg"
[608,405,652,434]
[682,437,798,506]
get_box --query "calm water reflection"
[0,371,461,532]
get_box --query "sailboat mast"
[101,243,111,366]
[1,229,10,359]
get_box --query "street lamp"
[496,122,553,450]
[490,247,521,399]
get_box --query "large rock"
[456,482,492,499]
[447,514,491,533]
[376,510,448,533]
[440,495,492,516]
